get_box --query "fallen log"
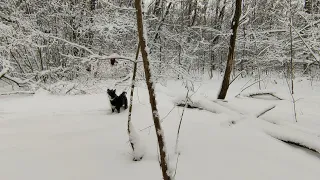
[0,91,35,96]
[176,103,202,109]
[243,92,283,100]
[259,120,320,154]
[277,139,319,155]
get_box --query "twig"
[2,75,30,87]
[65,84,77,94]
[290,24,320,63]
[139,105,176,132]
[256,105,276,118]
[175,90,189,154]
[173,153,181,178]
[240,78,252,90]
[153,2,173,41]
[236,79,264,97]
[283,70,298,122]
[229,70,245,86]
[114,74,131,87]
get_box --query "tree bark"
[290,0,294,94]
[153,0,162,16]
[127,42,143,161]
[190,0,198,26]
[134,0,172,179]
[217,0,242,99]
[90,0,97,11]
[305,0,312,14]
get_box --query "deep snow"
[0,76,320,180]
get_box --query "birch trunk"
[134,0,172,179]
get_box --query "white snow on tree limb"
[173,94,240,117]
[42,33,95,55]
[3,74,30,84]
[255,119,320,153]
[0,67,9,78]
[129,121,145,160]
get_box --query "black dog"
[107,89,128,113]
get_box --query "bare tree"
[217,0,242,99]
[134,0,172,179]
[127,42,144,161]
[289,0,294,94]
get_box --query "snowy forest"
[1,0,320,180]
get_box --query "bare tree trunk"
[88,0,97,46]
[217,0,242,99]
[127,42,144,161]
[154,2,172,41]
[190,0,198,26]
[134,0,172,179]
[210,0,226,75]
[305,0,313,14]
[290,0,294,94]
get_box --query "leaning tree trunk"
[134,0,172,180]
[127,42,144,161]
[217,0,242,99]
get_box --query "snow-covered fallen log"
[260,116,320,138]
[241,91,284,100]
[213,100,247,115]
[0,91,35,96]
[173,94,240,116]
[255,119,320,154]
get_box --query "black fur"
[107,89,128,113]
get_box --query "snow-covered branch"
[0,67,9,78]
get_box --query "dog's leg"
[112,108,114,113]
[117,107,120,113]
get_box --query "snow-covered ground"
[1,76,320,180]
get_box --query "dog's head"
[107,89,117,99]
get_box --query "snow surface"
[1,76,320,180]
